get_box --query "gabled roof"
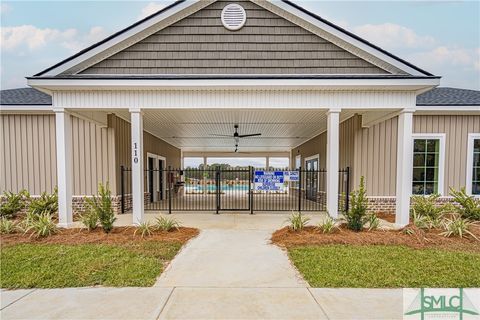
[4,87,478,106]
[31,0,435,78]
[0,88,52,105]
[417,87,480,106]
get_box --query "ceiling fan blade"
[209,134,233,137]
[238,133,262,138]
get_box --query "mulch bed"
[0,227,199,247]
[271,224,480,253]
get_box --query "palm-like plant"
[440,216,478,240]
[155,216,181,232]
[286,211,310,231]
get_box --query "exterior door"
[305,158,318,201]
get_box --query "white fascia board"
[40,0,206,76]
[28,77,440,90]
[416,105,480,113]
[263,0,429,76]
[0,105,53,112]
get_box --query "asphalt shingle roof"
[416,87,480,106]
[1,87,479,106]
[0,88,52,105]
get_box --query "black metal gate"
[120,166,349,214]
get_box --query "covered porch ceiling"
[114,108,359,152]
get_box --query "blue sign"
[254,171,299,191]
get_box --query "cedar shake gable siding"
[80,0,389,75]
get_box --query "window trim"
[412,133,446,196]
[466,133,480,196]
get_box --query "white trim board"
[466,133,480,196]
[412,133,446,196]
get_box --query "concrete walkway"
[1,287,403,319]
[156,229,307,288]
[1,213,403,319]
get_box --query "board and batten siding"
[353,114,480,196]
[1,115,57,195]
[80,0,388,75]
[108,114,181,195]
[291,114,480,197]
[290,116,357,191]
[0,114,115,196]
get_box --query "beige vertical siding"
[70,116,116,195]
[413,115,480,193]
[290,116,357,191]
[353,114,480,196]
[1,115,57,194]
[0,114,115,195]
[354,116,398,196]
[108,114,181,195]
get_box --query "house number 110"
[133,142,139,164]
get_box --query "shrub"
[440,216,478,240]
[80,210,98,231]
[0,190,30,219]
[0,218,16,234]
[29,188,58,216]
[135,221,154,238]
[286,211,310,231]
[344,176,369,232]
[449,187,480,221]
[155,216,181,232]
[410,194,448,226]
[317,216,339,234]
[85,183,116,233]
[24,211,58,237]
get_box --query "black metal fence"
[120,166,350,214]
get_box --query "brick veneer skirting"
[367,196,457,213]
[0,193,151,216]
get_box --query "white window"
[466,133,480,196]
[412,134,445,195]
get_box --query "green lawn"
[0,242,182,289]
[288,245,480,288]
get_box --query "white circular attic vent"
[221,4,247,31]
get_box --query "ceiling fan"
[210,124,261,152]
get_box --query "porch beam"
[395,109,415,226]
[54,109,73,227]
[326,108,341,218]
[130,108,144,224]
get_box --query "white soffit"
[112,108,357,152]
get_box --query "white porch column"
[395,109,414,226]
[266,156,270,170]
[326,108,341,218]
[130,108,144,225]
[55,109,73,227]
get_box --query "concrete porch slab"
[115,212,329,230]
[0,287,173,320]
[158,287,327,320]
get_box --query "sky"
[0,0,479,90]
